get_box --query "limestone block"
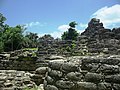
[56,80,74,89]
[113,84,120,90]
[49,62,63,70]
[97,82,111,90]
[97,64,119,74]
[105,75,120,84]
[45,85,58,90]
[66,72,82,81]
[35,67,47,74]
[76,82,97,90]
[61,63,78,72]
[49,70,63,78]
[85,72,103,83]
[46,76,54,85]
[100,58,120,65]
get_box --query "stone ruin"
[81,18,120,55]
[37,18,120,56]
[44,55,120,90]
[0,18,120,90]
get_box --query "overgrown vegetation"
[0,13,80,53]
[62,21,79,40]
[0,13,40,52]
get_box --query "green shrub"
[0,41,4,53]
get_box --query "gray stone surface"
[45,85,58,90]
[85,72,103,83]
[76,82,97,90]
[56,80,74,89]
[66,72,82,81]
[44,55,120,90]
[0,70,36,90]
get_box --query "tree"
[0,13,31,52]
[3,25,25,51]
[69,21,77,28]
[61,21,79,40]
[0,13,6,32]
[0,13,7,52]
[23,32,39,48]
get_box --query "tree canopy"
[61,21,79,40]
[0,13,39,52]
[3,25,25,51]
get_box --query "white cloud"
[57,24,84,38]
[38,33,46,37]
[50,4,120,38]
[78,30,85,34]
[53,24,85,38]
[58,25,70,32]
[25,4,120,39]
[79,23,87,28]
[38,31,62,39]
[38,24,84,39]
[92,4,120,28]
[50,31,63,39]
[25,22,47,28]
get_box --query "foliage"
[0,41,4,52]
[0,13,27,52]
[23,32,39,48]
[0,13,39,52]
[0,13,6,32]
[0,13,7,52]
[69,21,78,28]
[0,13,80,53]
[60,40,77,53]
[61,21,79,40]
[3,25,25,51]
[22,48,38,57]
[71,41,76,49]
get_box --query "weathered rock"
[0,70,36,90]
[4,82,13,87]
[66,72,82,81]
[100,58,120,65]
[48,55,64,60]
[113,84,120,90]
[56,80,74,89]
[85,72,103,83]
[49,70,63,78]
[31,74,43,85]
[62,63,78,72]
[81,18,104,38]
[97,82,112,90]
[97,64,119,74]
[45,85,58,90]
[105,75,120,84]
[49,62,63,70]
[46,76,54,84]
[35,67,47,74]
[76,82,97,90]
[112,27,120,39]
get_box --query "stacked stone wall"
[44,56,120,90]
[0,53,37,71]
[38,40,88,57]
[0,70,36,90]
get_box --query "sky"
[0,0,120,38]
